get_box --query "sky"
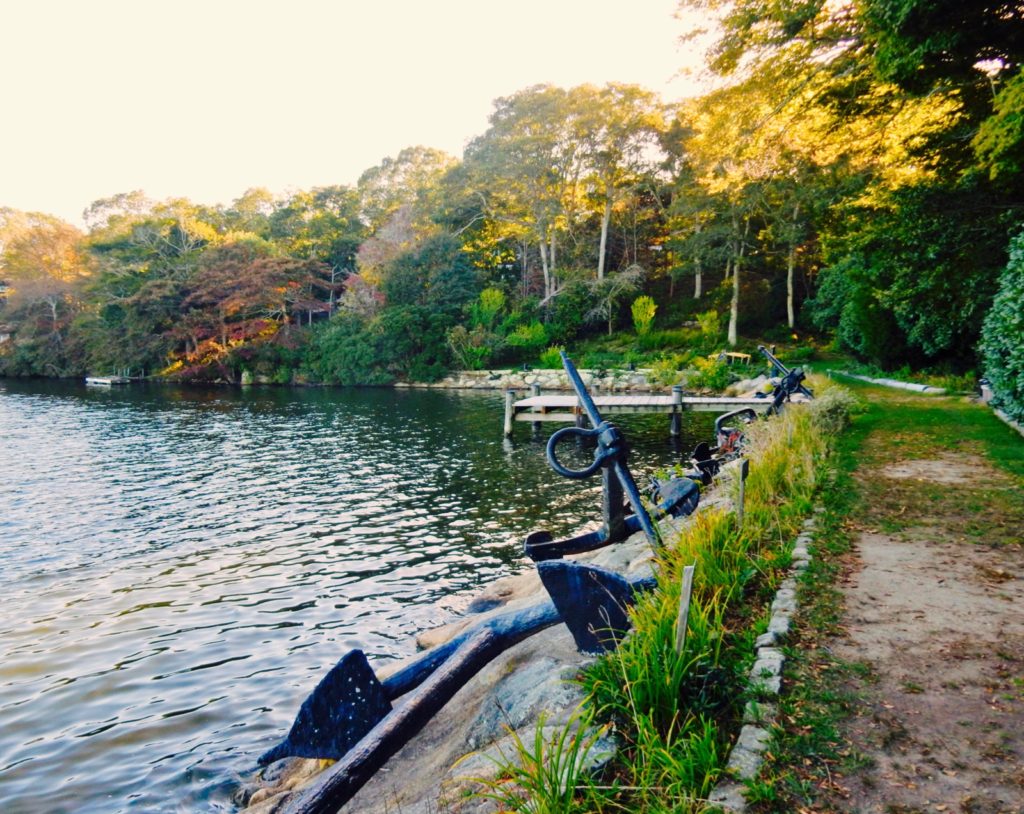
[1,0,713,226]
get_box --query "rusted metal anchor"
[524,351,701,562]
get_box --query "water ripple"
[0,379,713,813]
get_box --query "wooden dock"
[85,375,130,386]
[503,386,772,437]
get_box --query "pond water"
[0,379,714,813]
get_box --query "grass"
[748,381,1024,812]
[467,377,854,813]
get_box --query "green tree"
[463,85,578,302]
[574,83,665,280]
[981,228,1024,421]
[357,146,457,233]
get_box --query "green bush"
[506,320,548,349]
[981,229,1024,421]
[631,295,658,336]
[647,353,689,387]
[684,356,732,392]
[637,327,697,352]
[696,309,721,340]
[447,324,500,370]
[470,287,506,330]
[539,345,566,369]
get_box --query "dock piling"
[670,386,683,437]
[530,383,542,436]
[503,389,516,438]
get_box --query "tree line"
[1,0,1021,414]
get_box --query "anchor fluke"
[537,560,655,654]
[258,649,392,765]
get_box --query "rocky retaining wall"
[395,367,660,393]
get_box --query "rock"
[743,699,777,725]
[755,631,778,648]
[708,780,747,812]
[724,374,768,398]
[767,611,791,638]
[726,725,771,779]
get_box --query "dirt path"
[824,394,1024,813]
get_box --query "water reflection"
[0,379,714,813]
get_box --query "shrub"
[448,324,500,370]
[637,327,696,352]
[647,353,689,388]
[981,229,1024,422]
[470,288,506,330]
[631,295,658,336]
[684,356,732,392]
[539,345,566,369]
[807,378,862,436]
[696,309,721,340]
[506,321,548,352]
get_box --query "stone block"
[726,725,770,779]
[743,699,777,725]
[767,611,791,637]
[754,631,777,648]
[707,781,747,812]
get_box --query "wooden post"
[530,382,542,436]
[675,564,696,655]
[670,385,683,437]
[736,458,750,528]
[503,389,516,438]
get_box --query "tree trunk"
[48,297,60,336]
[597,196,612,281]
[728,257,739,347]
[786,204,800,329]
[727,217,750,348]
[786,244,796,329]
[693,222,703,299]
[521,238,529,299]
[539,239,552,301]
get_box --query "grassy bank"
[472,378,857,812]
[746,384,1024,811]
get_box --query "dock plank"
[511,394,773,423]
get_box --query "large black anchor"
[524,352,701,562]
[261,560,657,814]
[259,356,689,812]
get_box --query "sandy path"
[832,453,1024,813]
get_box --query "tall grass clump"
[467,377,851,812]
[574,376,849,811]
[462,706,610,814]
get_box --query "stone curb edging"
[827,369,946,394]
[993,407,1024,440]
[706,507,822,812]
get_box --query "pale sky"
[1,0,711,226]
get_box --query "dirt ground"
[832,452,1024,814]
